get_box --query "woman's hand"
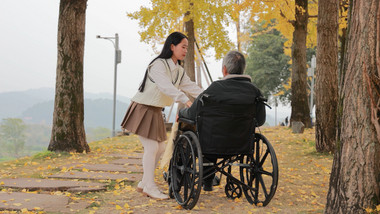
[186,100,192,107]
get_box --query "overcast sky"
[0,0,293,123]
[0,0,223,98]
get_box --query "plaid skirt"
[121,102,167,142]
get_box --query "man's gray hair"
[222,51,246,74]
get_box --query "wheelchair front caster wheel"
[225,178,242,199]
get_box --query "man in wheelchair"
[178,50,265,191]
[169,51,277,210]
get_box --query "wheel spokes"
[171,132,203,210]
[240,133,278,206]
[258,174,269,197]
[260,169,273,177]
[183,173,189,200]
[258,150,269,167]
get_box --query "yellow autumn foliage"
[127,0,237,59]
[239,0,318,54]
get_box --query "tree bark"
[290,0,312,128]
[325,1,380,213]
[236,0,241,52]
[315,0,339,153]
[338,0,349,72]
[184,17,195,81]
[48,0,90,153]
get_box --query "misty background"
[0,0,291,161]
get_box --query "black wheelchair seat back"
[196,97,257,156]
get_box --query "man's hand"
[186,100,192,107]
[176,114,179,122]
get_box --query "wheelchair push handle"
[256,96,272,109]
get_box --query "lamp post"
[308,55,316,118]
[96,33,122,137]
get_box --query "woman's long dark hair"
[138,32,188,92]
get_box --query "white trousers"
[139,135,166,189]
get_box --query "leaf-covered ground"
[0,126,333,213]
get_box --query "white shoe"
[142,186,169,200]
[136,181,144,192]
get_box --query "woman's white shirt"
[149,58,203,104]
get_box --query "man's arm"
[179,81,218,120]
[178,92,205,120]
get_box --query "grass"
[0,157,16,162]
[31,150,70,160]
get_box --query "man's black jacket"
[179,75,265,126]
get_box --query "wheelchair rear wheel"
[170,131,203,210]
[240,133,278,206]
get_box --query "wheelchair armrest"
[178,117,196,125]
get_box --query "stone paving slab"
[0,178,106,192]
[110,158,142,165]
[69,163,143,173]
[0,192,88,213]
[48,171,142,182]
[105,153,143,159]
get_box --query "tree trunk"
[290,0,311,128]
[236,0,241,52]
[48,0,90,153]
[338,0,349,72]
[184,17,195,81]
[315,0,339,153]
[339,27,347,71]
[325,1,380,213]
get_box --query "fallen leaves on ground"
[0,127,334,213]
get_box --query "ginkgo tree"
[127,0,237,80]
[239,0,318,128]
[129,0,321,128]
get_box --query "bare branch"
[279,8,296,26]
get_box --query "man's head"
[222,51,246,76]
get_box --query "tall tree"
[48,0,90,153]
[315,0,339,153]
[240,0,318,128]
[290,0,311,128]
[184,4,196,80]
[338,0,349,71]
[325,0,380,212]
[127,0,235,78]
[235,0,242,52]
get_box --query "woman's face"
[171,38,188,62]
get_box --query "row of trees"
[322,0,380,212]
[50,0,379,212]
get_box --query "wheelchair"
[167,96,278,210]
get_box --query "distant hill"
[84,99,130,129]
[0,87,286,127]
[0,88,53,119]
[0,88,179,130]
[20,99,130,130]
[0,88,131,123]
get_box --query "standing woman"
[121,32,203,200]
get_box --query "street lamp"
[308,55,316,118]
[96,33,122,137]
